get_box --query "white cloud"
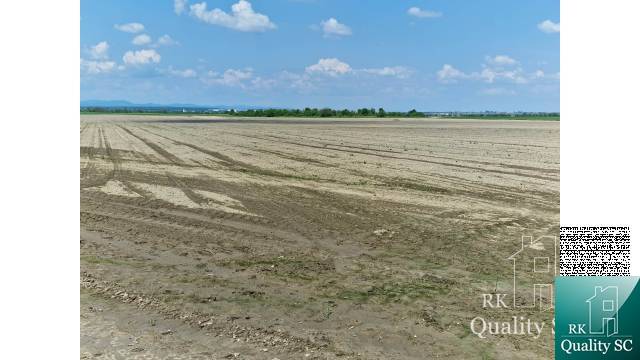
[407,7,442,18]
[132,34,152,46]
[114,22,145,33]
[485,55,518,66]
[480,87,516,96]
[122,49,161,65]
[168,67,197,78]
[81,58,116,74]
[478,68,497,83]
[306,58,352,76]
[477,67,527,84]
[175,0,188,15]
[538,20,560,33]
[438,55,537,85]
[527,69,559,82]
[437,64,467,82]
[362,66,412,79]
[203,68,254,86]
[250,76,277,90]
[201,69,282,90]
[83,42,117,74]
[279,71,314,91]
[189,1,276,32]
[89,41,109,59]
[477,55,527,83]
[320,18,352,37]
[156,34,178,46]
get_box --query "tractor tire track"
[117,125,211,206]
[229,132,558,181]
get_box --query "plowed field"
[80,115,559,359]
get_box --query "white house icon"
[586,286,619,337]
[508,235,557,310]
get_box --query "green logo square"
[555,276,639,359]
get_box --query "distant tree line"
[225,108,426,118]
[80,106,559,120]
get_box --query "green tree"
[319,108,333,117]
[407,109,424,117]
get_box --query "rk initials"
[568,324,587,334]
[482,293,510,308]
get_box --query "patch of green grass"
[470,271,504,282]
[225,256,334,281]
[81,255,137,267]
[457,324,472,339]
[336,279,449,304]
[374,251,452,271]
[480,345,496,360]
[405,258,452,271]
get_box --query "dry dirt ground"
[80,114,559,359]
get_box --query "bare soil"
[80,115,559,359]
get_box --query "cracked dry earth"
[80,115,559,359]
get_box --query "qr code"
[560,226,630,276]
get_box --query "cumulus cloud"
[477,67,527,84]
[89,41,109,59]
[83,41,118,74]
[526,69,559,82]
[320,18,352,37]
[480,87,516,96]
[189,1,276,32]
[132,34,152,46]
[122,49,161,65]
[81,59,116,74]
[306,58,352,76]
[278,71,315,91]
[250,76,277,90]
[175,0,188,15]
[407,7,442,18]
[361,66,412,79]
[187,60,414,94]
[156,34,178,46]
[437,54,539,85]
[533,70,545,79]
[168,67,197,78]
[201,68,283,90]
[203,68,254,87]
[485,55,518,67]
[477,55,527,83]
[114,22,145,33]
[437,64,467,83]
[538,20,560,33]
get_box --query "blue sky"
[80,0,559,111]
